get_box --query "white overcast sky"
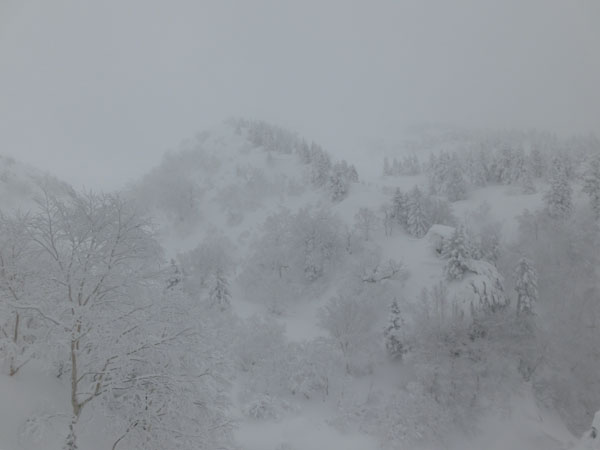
[1,0,599,190]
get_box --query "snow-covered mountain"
[1,120,599,450]
[128,119,359,255]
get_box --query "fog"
[2,4,600,449]
[1,0,598,189]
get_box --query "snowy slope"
[0,367,114,450]
[129,121,326,260]
[127,121,577,450]
[0,122,589,450]
[446,390,574,450]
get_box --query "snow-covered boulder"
[448,259,509,318]
[425,224,455,255]
[572,411,600,449]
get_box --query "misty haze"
[0,1,599,449]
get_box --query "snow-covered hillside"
[128,120,357,257]
[1,120,599,450]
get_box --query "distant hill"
[128,119,359,253]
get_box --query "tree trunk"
[8,312,19,376]
[64,416,78,450]
[66,337,81,450]
[70,338,80,418]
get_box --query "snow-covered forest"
[1,2,599,449]
[0,120,599,449]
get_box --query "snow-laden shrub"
[236,316,344,405]
[131,148,210,232]
[242,395,290,421]
[239,207,344,310]
[178,233,235,293]
[235,315,287,373]
[333,382,453,449]
[318,281,388,375]
[460,201,504,263]
[384,299,408,361]
[286,339,342,401]
[389,280,529,441]
[216,166,280,215]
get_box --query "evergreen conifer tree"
[384,299,406,360]
[392,188,408,228]
[309,144,331,187]
[514,257,538,316]
[406,187,429,237]
[520,163,536,194]
[509,146,527,184]
[583,153,600,220]
[544,157,573,219]
[494,144,515,184]
[465,150,487,187]
[347,164,359,183]
[529,146,545,178]
[209,270,231,311]
[329,165,349,202]
[442,226,470,280]
[445,154,467,201]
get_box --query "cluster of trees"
[384,171,600,438]
[239,207,346,312]
[384,130,600,204]
[329,160,359,201]
[344,252,539,447]
[383,299,406,361]
[241,119,299,155]
[508,203,600,433]
[234,315,343,421]
[418,149,600,435]
[427,152,468,201]
[177,234,235,312]
[295,140,359,201]
[382,186,456,238]
[426,145,534,200]
[543,157,574,219]
[232,119,359,202]
[583,152,600,219]
[216,165,285,225]
[382,155,421,177]
[438,214,502,283]
[350,205,543,447]
[406,278,534,427]
[134,119,361,236]
[0,188,232,450]
[234,124,600,446]
[319,276,398,375]
[132,146,216,231]
[441,226,471,280]
[537,150,600,224]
